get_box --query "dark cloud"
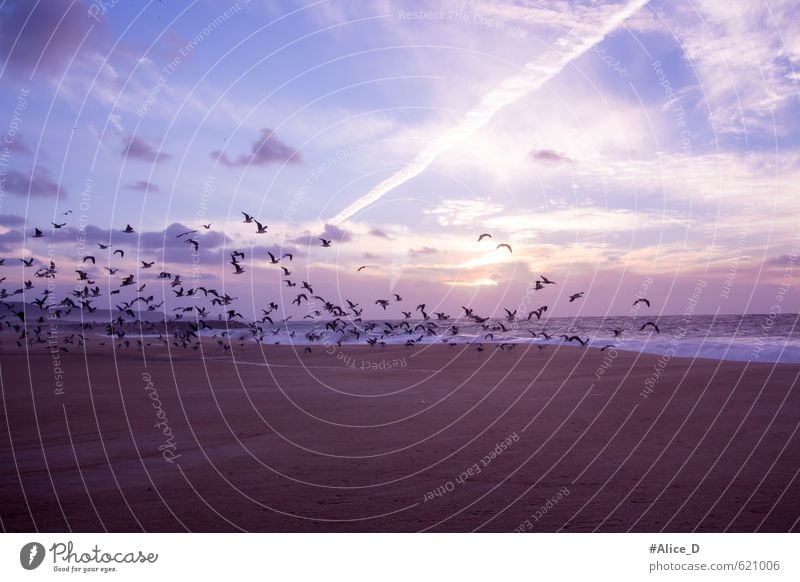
[528,149,572,164]
[409,246,438,257]
[125,180,160,192]
[0,0,98,81]
[138,223,231,251]
[122,135,172,163]
[4,166,66,197]
[290,223,352,245]
[368,228,392,239]
[211,128,301,168]
[0,229,24,252]
[0,214,26,227]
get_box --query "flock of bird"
[0,212,661,354]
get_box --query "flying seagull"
[640,321,660,334]
[477,233,492,242]
[633,298,651,307]
[496,243,512,253]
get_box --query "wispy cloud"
[330,0,650,223]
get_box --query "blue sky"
[1,0,799,318]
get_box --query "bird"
[611,328,623,337]
[52,222,66,229]
[477,233,492,242]
[496,243,512,253]
[568,292,584,302]
[600,344,615,351]
[254,220,268,234]
[241,212,254,223]
[97,242,111,249]
[540,275,556,285]
[141,261,155,268]
[561,335,588,346]
[175,230,197,238]
[357,265,368,272]
[633,298,651,308]
[32,228,43,238]
[113,249,124,258]
[319,238,332,247]
[231,262,245,274]
[202,223,212,229]
[82,256,96,264]
[267,252,280,264]
[640,321,660,333]
[123,224,135,233]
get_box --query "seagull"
[82,256,96,264]
[254,220,268,234]
[113,249,125,258]
[357,265,368,272]
[123,224,135,233]
[281,266,291,276]
[231,262,245,274]
[527,306,548,320]
[600,344,615,351]
[375,299,390,310]
[282,253,293,261]
[611,329,623,337]
[477,233,492,242]
[242,212,254,223]
[32,228,43,238]
[540,275,556,285]
[267,252,280,264]
[175,230,197,238]
[202,223,212,229]
[319,238,332,247]
[561,335,589,346]
[568,292,584,302]
[496,243,512,253]
[640,321,660,333]
[52,222,66,229]
[392,294,402,301]
[633,298,651,308]
[141,260,155,268]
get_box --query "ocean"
[189,313,800,364]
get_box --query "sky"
[1,0,799,319]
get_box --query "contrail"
[331,0,649,224]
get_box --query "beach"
[2,341,798,532]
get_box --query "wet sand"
[1,339,799,532]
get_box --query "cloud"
[211,128,302,168]
[0,229,24,252]
[121,135,172,163]
[662,0,800,134]
[329,0,649,223]
[368,228,392,239]
[409,246,439,258]
[0,0,99,81]
[125,180,160,192]
[290,223,353,245]
[0,214,26,227]
[4,166,66,197]
[529,149,573,164]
